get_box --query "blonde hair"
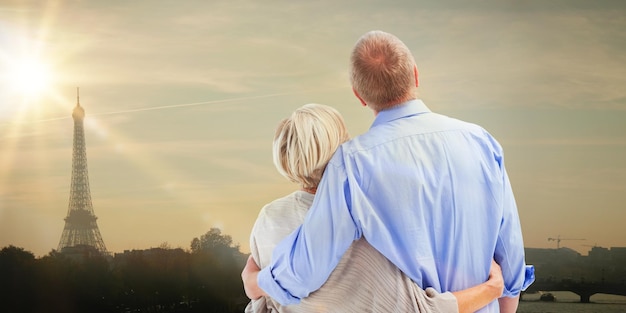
[350,30,417,111]
[273,103,349,189]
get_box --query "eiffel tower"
[57,88,108,254]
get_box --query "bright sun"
[8,56,53,96]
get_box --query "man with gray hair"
[243,30,534,313]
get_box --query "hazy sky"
[1,0,625,257]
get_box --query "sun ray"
[0,84,74,203]
[0,98,35,195]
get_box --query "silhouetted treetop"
[0,245,35,263]
[190,227,238,253]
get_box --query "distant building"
[60,244,105,263]
[588,246,610,262]
[610,247,626,261]
[525,246,626,284]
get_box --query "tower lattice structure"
[57,88,108,254]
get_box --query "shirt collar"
[371,99,431,129]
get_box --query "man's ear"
[353,88,367,107]
[414,65,419,87]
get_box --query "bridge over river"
[524,279,626,303]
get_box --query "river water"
[517,292,626,313]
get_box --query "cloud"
[507,137,626,147]
[538,168,626,193]
[403,6,626,111]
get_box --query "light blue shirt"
[258,100,534,312]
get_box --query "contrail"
[3,87,343,124]
[90,90,315,116]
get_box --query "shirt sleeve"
[495,165,535,297]
[421,288,459,313]
[257,153,360,305]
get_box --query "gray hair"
[273,103,349,189]
[350,30,417,111]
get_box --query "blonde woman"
[244,103,503,313]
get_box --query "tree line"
[0,228,249,313]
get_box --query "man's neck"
[373,97,419,115]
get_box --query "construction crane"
[548,235,585,249]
